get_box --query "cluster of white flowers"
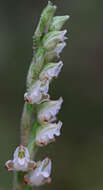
[5,146,51,186]
[5,1,69,188]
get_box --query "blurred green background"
[0,0,103,189]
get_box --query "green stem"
[28,120,39,159]
[13,172,32,190]
[20,102,36,146]
[13,103,37,190]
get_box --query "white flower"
[24,158,52,186]
[39,61,63,81]
[37,97,63,124]
[5,145,36,171]
[42,30,67,51]
[36,121,62,146]
[24,80,50,104]
[24,81,42,104]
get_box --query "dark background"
[0,0,103,189]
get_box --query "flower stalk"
[5,1,69,190]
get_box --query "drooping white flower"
[5,145,36,171]
[36,121,62,146]
[37,97,63,124]
[24,80,50,104]
[39,61,63,81]
[42,30,67,51]
[24,158,52,186]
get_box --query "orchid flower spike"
[36,121,62,146]
[37,97,63,124]
[5,145,36,171]
[24,80,50,104]
[24,158,52,186]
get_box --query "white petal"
[42,158,51,177]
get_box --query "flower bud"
[24,158,52,186]
[34,1,56,47]
[42,30,67,51]
[5,145,36,171]
[50,15,70,31]
[24,80,50,104]
[39,61,63,81]
[37,97,63,124]
[36,121,62,146]
[45,42,66,62]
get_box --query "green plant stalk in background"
[5,1,69,190]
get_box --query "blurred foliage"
[0,0,103,190]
